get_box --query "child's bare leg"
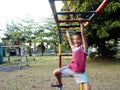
[53,68,62,86]
[83,83,91,90]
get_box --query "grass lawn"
[0,55,120,90]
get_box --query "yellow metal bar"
[80,83,83,90]
[59,44,62,55]
[84,22,89,27]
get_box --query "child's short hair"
[74,32,81,37]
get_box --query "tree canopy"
[60,0,120,57]
[1,16,58,56]
[1,0,120,57]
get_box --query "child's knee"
[53,69,60,75]
[53,69,57,75]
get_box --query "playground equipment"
[0,45,28,70]
[0,45,4,64]
[48,0,112,90]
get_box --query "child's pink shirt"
[68,45,88,72]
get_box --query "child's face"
[73,35,82,47]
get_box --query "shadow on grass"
[0,66,19,72]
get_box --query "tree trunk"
[29,40,32,56]
[98,39,107,57]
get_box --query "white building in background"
[31,43,40,51]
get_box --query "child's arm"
[80,20,88,51]
[66,30,74,49]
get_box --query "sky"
[0,0,63,40]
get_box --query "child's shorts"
[60,66,89,84]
